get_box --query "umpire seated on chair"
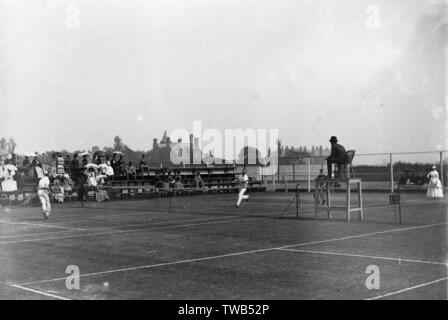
[326,136,347,178]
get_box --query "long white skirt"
[427,178,444,198]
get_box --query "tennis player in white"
[38,170,51,219]
[235,169,249,208]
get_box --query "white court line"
[0,229,82,239]
[365,277,448,300]
[10,284,70,300]
[101,215,241,229]
[0,217,250,245]
[0,216,241,240]
[15,222,447,286]
[281,222,447,248]
[15,247,289,286]
[0,220,85,231]
[277,248,448,266]
[7,205,243,224]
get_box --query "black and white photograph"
[0,0,447,304]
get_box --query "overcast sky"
[0,0,446,158]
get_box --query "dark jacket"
[329,143,347,162]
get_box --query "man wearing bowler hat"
[326,136,347,178]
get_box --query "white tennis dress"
[426,170,443,198]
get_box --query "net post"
[398,184,402,224]
[296,184,299,217]
[390,153,394,193]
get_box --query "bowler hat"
[329,136,338,143]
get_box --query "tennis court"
[0,191,446,300]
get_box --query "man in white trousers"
[235,169,249,208]
[38,170,51,219]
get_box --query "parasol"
[24,152,37,157]
[4,164,18,171]
[79,152,91,157]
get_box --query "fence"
[236,150,447,193]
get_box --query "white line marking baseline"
[10,284,70,300]
[365,277,448,300]
[277,248,448,266]
[0,220,85,231]
[0,229,82,239]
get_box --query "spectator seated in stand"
[126,161,137,180]
[155,173,163,188]
[20,155,34,176]
[95,155,102,165]
[51,178,65,203]
[64,155,71,174]
[32,155,42,169]
[166,171,174,187]
[87,170,98,190]
[0,159,5,190]
[22,156,31,167]
[104,163,114,177]
[71,153,79,171]
[81,155,89,167]
[110,154,117,173]
[0,161,18,192]
[3,153,13,165]
[116,155,124,176]
[61,174,74,194]
[139,154,148,176]
[174,177,184,190]
[161,177,170,190]
[96,165,109,185]
[193,172,204,189]
[92,167,109,201]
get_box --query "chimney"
[189,134,194,164]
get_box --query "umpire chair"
[336,150,356,178]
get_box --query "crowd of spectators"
[1,151,212,202]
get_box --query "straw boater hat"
[432,165,436,170]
